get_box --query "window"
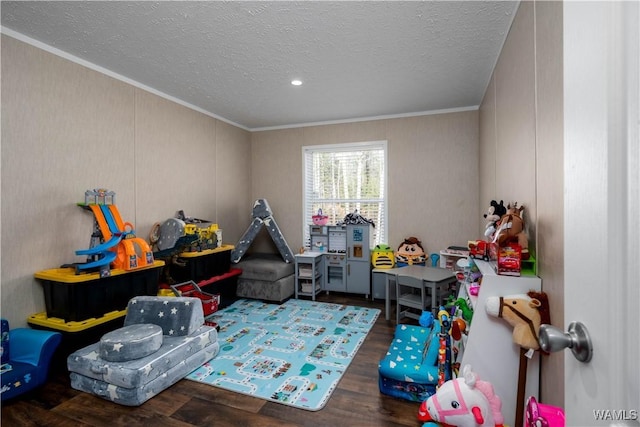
[303,141,387,247]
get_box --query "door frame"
[563,1,639,424]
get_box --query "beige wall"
[250,111,480,257]
[3,5,564,406]
[1,35,252,327]
[2,33,478,329]
[479,1,565,407]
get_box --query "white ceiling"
[1,1,519,131]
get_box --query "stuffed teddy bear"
[494,202,529,260]
[483,200,506,240]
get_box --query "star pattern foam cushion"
[100,323,163,362]
[123,296,204,336]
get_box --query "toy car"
[468,240,489,261]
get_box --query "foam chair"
[0,318,62,401]
[378,322,444,402]
[67,296,220,406]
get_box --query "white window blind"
[303,141,387,247]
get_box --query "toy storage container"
[167,244,233,283]
[171,281,220,316]
[197,267,241,308]
[34,260,164,322]
[28,310,127,371]
[158,267,241,309]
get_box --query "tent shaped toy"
[231,199,294,264]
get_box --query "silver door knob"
[539,321,593,363]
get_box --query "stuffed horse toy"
[484,291,550,427]
[418,364,504,427]
[484,291,550,350]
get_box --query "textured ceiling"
[1,1,519,130]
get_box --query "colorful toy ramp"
[87,204,131,241]
[76,203,153,272]
[114,237,154,271]
[75,247,118,271]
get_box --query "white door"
[564,1,639,426]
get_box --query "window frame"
[302,140,388,247]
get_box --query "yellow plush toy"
[371,244,395,268]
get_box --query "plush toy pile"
[337,210,375,227]
[494,202,529,260]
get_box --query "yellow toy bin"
[34,260,164,323]
[167,244,234,283]
[28,310,127,371]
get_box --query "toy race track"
[75,189,154,274]
[75,235,121,270]
[75,204,130,271]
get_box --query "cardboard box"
[497,245,522,276]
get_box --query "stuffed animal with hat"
[395,237,426,266]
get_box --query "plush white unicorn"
[417,365,504,427]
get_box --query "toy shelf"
[294,252,324,300]
[480,254,537,277]
[439,247,469,270]
[459,259,541,427]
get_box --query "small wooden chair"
[396,273,427,323]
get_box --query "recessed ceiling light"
[291,79,302,86]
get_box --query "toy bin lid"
[27,310,126,332]
[178,243,234,258]
[34,260,165,283]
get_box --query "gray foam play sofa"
[67,296,219,406]
[234,253,295,302]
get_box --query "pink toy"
[525,396,565,427]
[312,208,328,225]
[418,365,505,427]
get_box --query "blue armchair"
[1,318,62,401]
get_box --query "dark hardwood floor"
[1,294,423,427]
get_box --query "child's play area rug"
[186,298,380,411]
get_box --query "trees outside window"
[303,141,387,246]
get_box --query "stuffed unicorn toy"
[418,365,504,427]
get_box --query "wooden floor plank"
[1,294,422,426]
[51,393,193,427]
[171,379,267,413]
[172,395,301,427]
[0,400,93,427]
